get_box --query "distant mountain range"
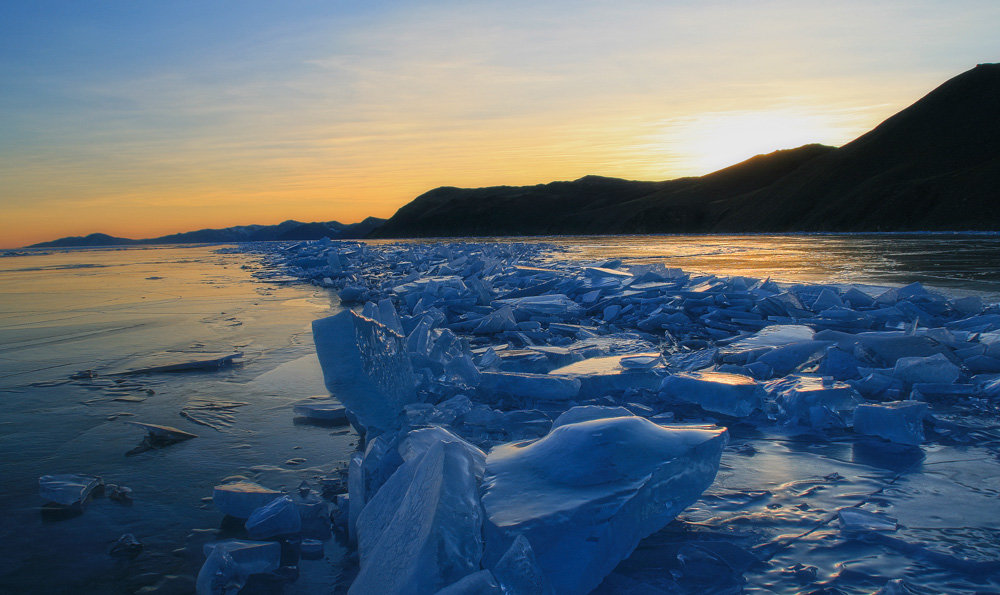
[30,217,386,248]
[31,63,999,248]
[373,63,1000,237]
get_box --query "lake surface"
[0,246,355,594]
[1,234,999,593]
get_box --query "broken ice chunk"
[39,474,102,507]
[435,570,502,595]
[212,482,281,519]
[479,371,581,401]
[853,401,929,445]
[312,310,419,436]
[495,294,584,318]
[490,534,553,595]
[551,405,634,429]
[660,371,764,417]
[480,417,726,595]
[892,353,961,385]
[351,441,484,595]
[125,421,197,456]
[771,376,863,429]
[292,398,348,425]
[196,539,281,595]
[838,508,898,533]
[548,354,663,399]
[113,352,242,375]
[245,496,302,539]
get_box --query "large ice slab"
[770,375,864,429]
[854,401,929,445]
[312,310,419,436]
[479,371,581,401]
[351,440,485,595]
[660,371,764,417]
[480,417,727,594]
[548,353,664,398]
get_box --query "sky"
[1,0,998,247]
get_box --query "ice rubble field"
[74,239,1000,594]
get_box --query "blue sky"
[1,0,998,246]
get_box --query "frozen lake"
[1,234,999,594]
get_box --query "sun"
[667,109,846,175]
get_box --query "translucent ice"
[480,417,727,594]
[39,474,102,507]
[212,481,281,519]
[351,440,484,595]
[854,401,929,445]
[479,371,581,401]
[549,354,664,398]
[838,507,898,533]
[196,539,281,595]
[892,353,961,385]
[771,376,864,429]
[291,398,348,425]
[312,310,419,436]
[551,405,635,429]
[245,495,301,539]
[660,371,764,417]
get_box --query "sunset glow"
[1,1,998,247]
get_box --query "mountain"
[30,233,142,248]
[30,217,386,248]
[373,63,1000,237]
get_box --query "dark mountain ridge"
[30,217,385,248]
[373,63,1000,237]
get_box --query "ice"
[838,507,898,533]
[113,351,242,375]
[479,371,581,401]
[770,375,863,429]
[292,397,348,425]
[399,426,487,479]
[228,238,1000,593]
[435,570,502,594]
[300,538,324,560]
[490,534,553,595]
[38,474,102,507]
[212,481,281,519]
[312,310,419,436]
[292,482,331,539]
[109,533,142,558]
[853,401,929,445]
[551,405,634,428]
[196,539,281,595]
[892,352,961,385]
[125,421,197,455]
[548,354,664,398]
[480,417,727,594]
[659,371,764,417]
[351,440,484,595]
[495,294,584,318]
[245,495,301,539]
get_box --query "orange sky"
[2,1,998,248]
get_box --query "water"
[1,235,999,594]
[0,246,355,594]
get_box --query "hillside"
[373,63,1000,237]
